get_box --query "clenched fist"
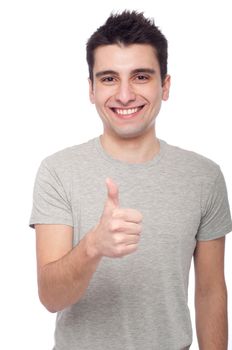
[88,177,143,258]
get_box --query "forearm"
[195,286,228,350]
[38,230,102,313]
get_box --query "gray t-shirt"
[29,137,232,350]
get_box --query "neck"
[100,130,160,164]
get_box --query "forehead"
[93,44,160,74]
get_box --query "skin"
[36,43,228,349]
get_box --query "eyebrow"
[95,68,156,78]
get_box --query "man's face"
[89,43,170,140]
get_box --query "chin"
[113,128,146,140]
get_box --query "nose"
[115,81,136,105]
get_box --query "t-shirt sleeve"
[196,167,232,240]
[29,159,73,229]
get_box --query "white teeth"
[115,107,139,115]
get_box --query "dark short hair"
[86,10,168,84]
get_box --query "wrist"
[85,224,102,260]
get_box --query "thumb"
[105,177,119,208]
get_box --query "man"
[29,10,232,350]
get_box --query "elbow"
[38,292,57,313]
[37,270,62,313]
[38,287,61,313]
[44,303,58,314]
[44,306,57,314]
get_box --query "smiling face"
[89,43,170,141]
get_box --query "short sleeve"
[196,167,232,240]
[29,159,73,229]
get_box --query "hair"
[86,10,168,84]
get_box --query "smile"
[111,105,144,118]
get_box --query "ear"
[162,74,171,101]
[88,78,95,104]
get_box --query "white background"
[0,0,231,349]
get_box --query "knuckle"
[132,236,139,245]
[113,234,122,245]
[110,219,124,232]
[116,245,125,257]
[109,221,118,232]
[135,235,140,243]
[111,245,123,258]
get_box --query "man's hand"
[88,177,143,258]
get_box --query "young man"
[29,11,232,350]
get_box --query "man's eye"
[136,75,149,81]
[102,77,115,83]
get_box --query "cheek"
[148,91,161,106]
[94,89,115,107]
[136,81,161,99]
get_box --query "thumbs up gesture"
[88,177,143,258]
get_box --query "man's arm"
[35,224,102,313]
[194,236,228,350]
